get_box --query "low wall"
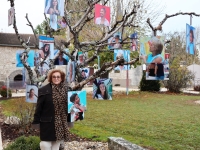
[108,137,146,150]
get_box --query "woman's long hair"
[50,0,58,10]
[42,44,50,58]
[94,81,109,100]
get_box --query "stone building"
[0,33,37,86]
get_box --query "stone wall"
[109,65,143,88]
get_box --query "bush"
[0,85,12,97]
[162,58,194,93]
[4,136,40,150]
[139,71,160,91]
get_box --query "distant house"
[187,64,200,86]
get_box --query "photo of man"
[95,4,110,26]
[54,52,68,65]
[186,24,195,55]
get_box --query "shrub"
[0,85,12,97]
[4,136,40,150]
[139,71,160,91]
[162,58,194,93]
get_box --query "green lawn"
[1,92,200,150]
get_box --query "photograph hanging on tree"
[93,78,112,100]
[114,50,130,70]
[16,50,35,67]
[94,4,110,26]
[26,85,38,103]
[186,24,195,55]
[68,91,87,122]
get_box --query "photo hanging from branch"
[8,7,14,26]
[67,91,87,122]
[67,60,75,84]
[108,32,122,50]
[114,49,130,70]
[44,0,64,16]
[95,4,110,26]
[54,49,69,66]
[130,32,138,51]
[26,85,38,103]
[93,78,112,100]
[16,50,35,67]
[39,36,54,60]
[57,16,67,28]
[139,36,165,64]
[186,24,195,55]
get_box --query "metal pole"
[7,76,9,98]
[126,50,129,95]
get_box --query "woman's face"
[74,95,80,104]
[100,83,105,93]
[100,8,105,17]
[149,41,155,52]
[30,89,34,98]
[52,0,58,6]
[45,45,50,52]
[52,72,62,85]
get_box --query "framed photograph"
[8,7,14,26]
[39,36,54,60]
[68,91,87,122]
[26,85,38,103]
[44,0,64,16]
[108,32,122,50]
[16,50,34,67]
[186,24,195,55]
[114,49,130,70]
[95,4,110,26]
[93,78,112,100]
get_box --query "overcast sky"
[0,0,200,34]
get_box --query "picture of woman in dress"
[69,92,86,122]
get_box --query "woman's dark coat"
[32,83,57,141]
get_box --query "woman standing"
[32,69,69,150]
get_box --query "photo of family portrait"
[8,7,14,26]
[68,91,87,122]
[108,32,122,50]
[93,78,112,100]
[139,36,165,64]
[114,50,130,70]
[39,36,54,60]
[186,24,195,55]
[95,4,110,26]
[16,50,35,67]
[26,85,38,103]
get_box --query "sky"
[0,0,200,34]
